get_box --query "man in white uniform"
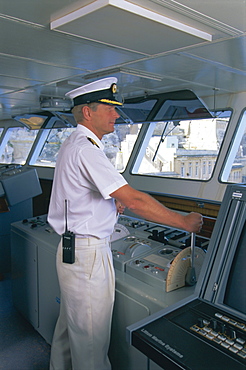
[48,77,203,370]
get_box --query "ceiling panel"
[0,0,81,25]
[173,0,246,31]
[0,54,83,87]
[179,36,246,72]
[2,0,245,33]
[51,0,212,55]
[0,0,245,120]
[0,17,142,69]
[124,35,246,93]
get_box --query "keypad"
[190,312,246,360]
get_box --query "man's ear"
[82,105,91,120]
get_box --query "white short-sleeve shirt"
[48,125,127,237]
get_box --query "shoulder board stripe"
[87,137,99,148]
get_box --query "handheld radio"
[62,199,75,264]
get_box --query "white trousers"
[50,237,115,370]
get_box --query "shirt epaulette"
[87,137,99,148]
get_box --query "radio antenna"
[65,199,68,232]
[62,199,75,264]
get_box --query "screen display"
[223,220,246,315]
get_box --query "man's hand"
[115,200,125,215]
[184,212,203,234]
[111,185,203,233]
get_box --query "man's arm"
[110,184,203,234]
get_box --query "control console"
[132,299,246,369]
[112,215,209,280]
[125,246,180,288]
[112,234,163,271]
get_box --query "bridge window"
[102,124,142,171]
[132,111,231,180]
[0,127,38,165]
[221,109,246,183]
[30,123,142,171]
[30,127,76,167]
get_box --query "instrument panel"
[12,213,210,293]
[112,215,209,290]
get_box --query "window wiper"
[152,121,180,162]
[152,122,168,162]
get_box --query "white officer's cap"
[65,77,122,107]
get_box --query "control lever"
[185,232,197,286]
[148,229,168,244]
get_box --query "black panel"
[130,184,246,370]
[132,299,245,370]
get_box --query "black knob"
[197,318,204,328]
[218,322,226,334]
[148,230,159,241]
[210,319,218,330]
[159,231,168,244]
[227,327,236,339]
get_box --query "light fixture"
[51,0,212,41]
[83,67,163,82]
[120,68,163,81]
[40,96,72,111]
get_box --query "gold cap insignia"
[111,83,117,94]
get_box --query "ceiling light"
[121,69,163,81]
[83,68,163,82]
[51,0,212,41]
[40,96,72,111]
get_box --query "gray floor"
[0,274,51,370]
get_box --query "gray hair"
[72,102,100,123]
